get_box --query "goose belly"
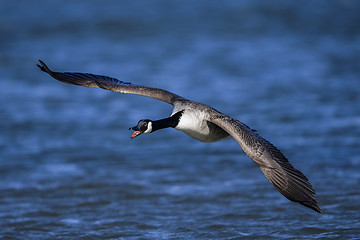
[174,112,230,142]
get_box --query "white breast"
[175,111,211,142]
[173,109,229,142]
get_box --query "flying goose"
[37,60,321,213]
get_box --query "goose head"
[129,119,153,138]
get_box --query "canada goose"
[37,60,321,213]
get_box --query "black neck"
[152,110,183,132]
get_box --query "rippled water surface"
[1,0,360,239]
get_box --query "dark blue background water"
[1,0,360,239]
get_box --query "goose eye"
[139,121,149,132]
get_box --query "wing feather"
[37,60,185,105]
[210,114,321,213]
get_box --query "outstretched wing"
[210,113,321,213]
[37,60,186,105]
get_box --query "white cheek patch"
[144,121,153,133]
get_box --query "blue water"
[1,0,360,239]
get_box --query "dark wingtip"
[37,60,50,73]
[37,60,60,81]
[312,205,322,213]
[37,60,45,71]
[301,201,322,213]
